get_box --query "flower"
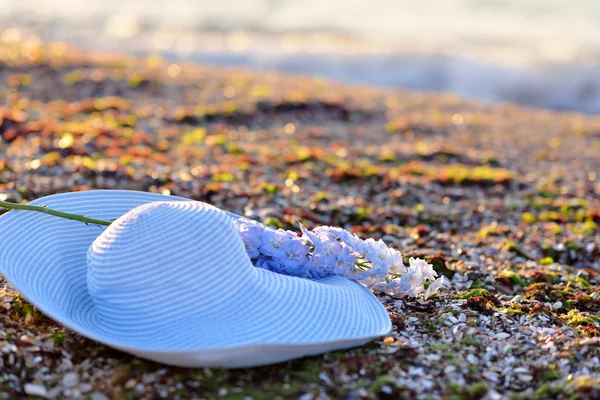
[259,228,290,258]
[313,226,366,253]
[299,223,321,246]
[408,257,437,281]
[333,245,356,275]
[390,250,407,275]
[279,238,310,273]
[364,238,394,271]
[424,276,445,299]
[312,234,342,267]
[254,255,278,271]
[233,218,444,299]
[301,259,330,279]
[393,265,424,297]
[234,217,265,236]
[234,218,265,259]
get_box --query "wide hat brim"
[0,190,391,368]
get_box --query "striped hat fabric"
[0,190,391,367]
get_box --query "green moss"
[466,382,489,399]
[573,220,597,235]
[562,309,600,326]
[263,217,284,229]
[428,256,455,279]
[521,212,537,224]
[379,150,396,162]
[53,333,65,345]
[449,382,463,394]
[446,381,489,399]
[313,191,329,202]
[499,271,526,286]
[540,257,554,266]
[533,383,570,400]
[502,306,526,315]
[539,211,562,222]
[428,343,450,351]
[456,288,490,299]
[262,182,279,194]
[212,172,236,182]
[479,224,500,237]
[548,223,562,235]
[459,337,479,346]
[573,276,592,287]
[539,366,561,382]
[351,207,371,223]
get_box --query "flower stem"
[0,200,112,226]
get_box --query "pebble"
[79,383,93,393]
[518,374,533,382]
[466,354,479,364]
[62,372,79,387]
[24,383,48,398]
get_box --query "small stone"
[47,386,63,399]
[496,332,510,340]
[318,371,332,385]
[90,392,110,400]
[20,335,31,344]
[218,388,228,396]
[24,383,48,398]
[483,371,498,382]
[2,343,17,353]
[458,314,466,323]
[552,301,563,310]
[518,374,533,382]
[586,243,595,253]
[381,385,393,394]
[444,365,456,374]
[79,383,93,393]
[62,372,79,388]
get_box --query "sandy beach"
[1,40,600,399]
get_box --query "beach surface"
[1,40,600,399]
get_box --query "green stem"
[0,200,112,226]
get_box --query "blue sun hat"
[0,190,391,368]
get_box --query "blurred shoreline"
[3,0,600,113]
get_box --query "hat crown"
[86,201,254,340]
